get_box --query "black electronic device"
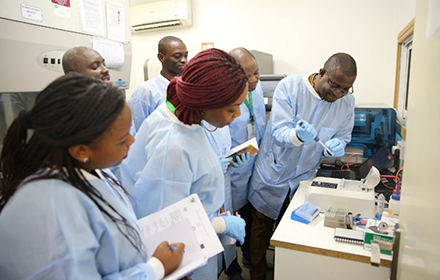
[317,147,393,180]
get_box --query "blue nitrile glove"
[324,138,345,157]
[231,151,251,168]
[219,157,233,174]
[222,215,246,245]
[294,115,317,144]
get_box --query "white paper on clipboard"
[137,194,224,279]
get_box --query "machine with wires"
[306,166,381,217]
[316,105,403,204]
[317,146,393,179]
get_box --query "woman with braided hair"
[120,48,249,280]
[0,74,185,279]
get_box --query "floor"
[218,247,274,280]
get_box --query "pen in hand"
[169,246,177,251]
[169,245,185,253]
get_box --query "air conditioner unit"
[130,0,192,32]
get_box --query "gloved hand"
[231,151,251,168]
[294,115,317,144]
[219,157,233,174]
[324,138,345,157]
[222,215,246,245]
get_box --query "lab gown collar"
[161,103,201,130]
[79,168,104,180]
[303,72,321,100]
[22,167,99,186]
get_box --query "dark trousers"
[223,203,253,277]
[249,193,291,280]
[238,202,252,261]
[224,257,242,277]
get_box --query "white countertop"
[270,180,392,267]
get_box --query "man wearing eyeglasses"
[128,36,188,133]
[247,53,356,280]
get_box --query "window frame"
[393,18,415,140]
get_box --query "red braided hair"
[167,48,248,125]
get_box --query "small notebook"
[334,228,364,245]
[227,137,259,166]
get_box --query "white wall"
[398,0,440,278]
[128,0,416,106]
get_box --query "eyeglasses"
[326,73,354,96]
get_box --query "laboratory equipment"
[334,228,364,245]
[388,188,401,217]
[376,193,386,219]
[0,0,132,156]
[325,138,345,157]
[0,1,132,94]
[297,120,334,156]
[324,205,349,228]
[290,202,320,224]
[349,105,397,158]
[319,137,334,156]
[364,219,396,256]
[250,50,274,75]
[317,146,393,180]
[305,167,381,217]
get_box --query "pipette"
[315,137,334,157]
[297,120,334,156]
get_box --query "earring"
[83,158,89,163]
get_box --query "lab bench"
[270,181,392,280]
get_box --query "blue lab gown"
[128,74,169,133]
[248,73,355,220]
[120,104,225,280]
[203,122,237,271]
[0,169,158,280]
[120,103,225,220]
[228,81,266,211]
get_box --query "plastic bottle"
[388,188,401,217]
[376,193,386,219]
[114,78,126,87]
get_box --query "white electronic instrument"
[305,167,381,217]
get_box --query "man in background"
[62,46,129,179]
[248,53,357,280]
[62,46,110,82]
[128,36,188,133]
[219,47,267,279]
